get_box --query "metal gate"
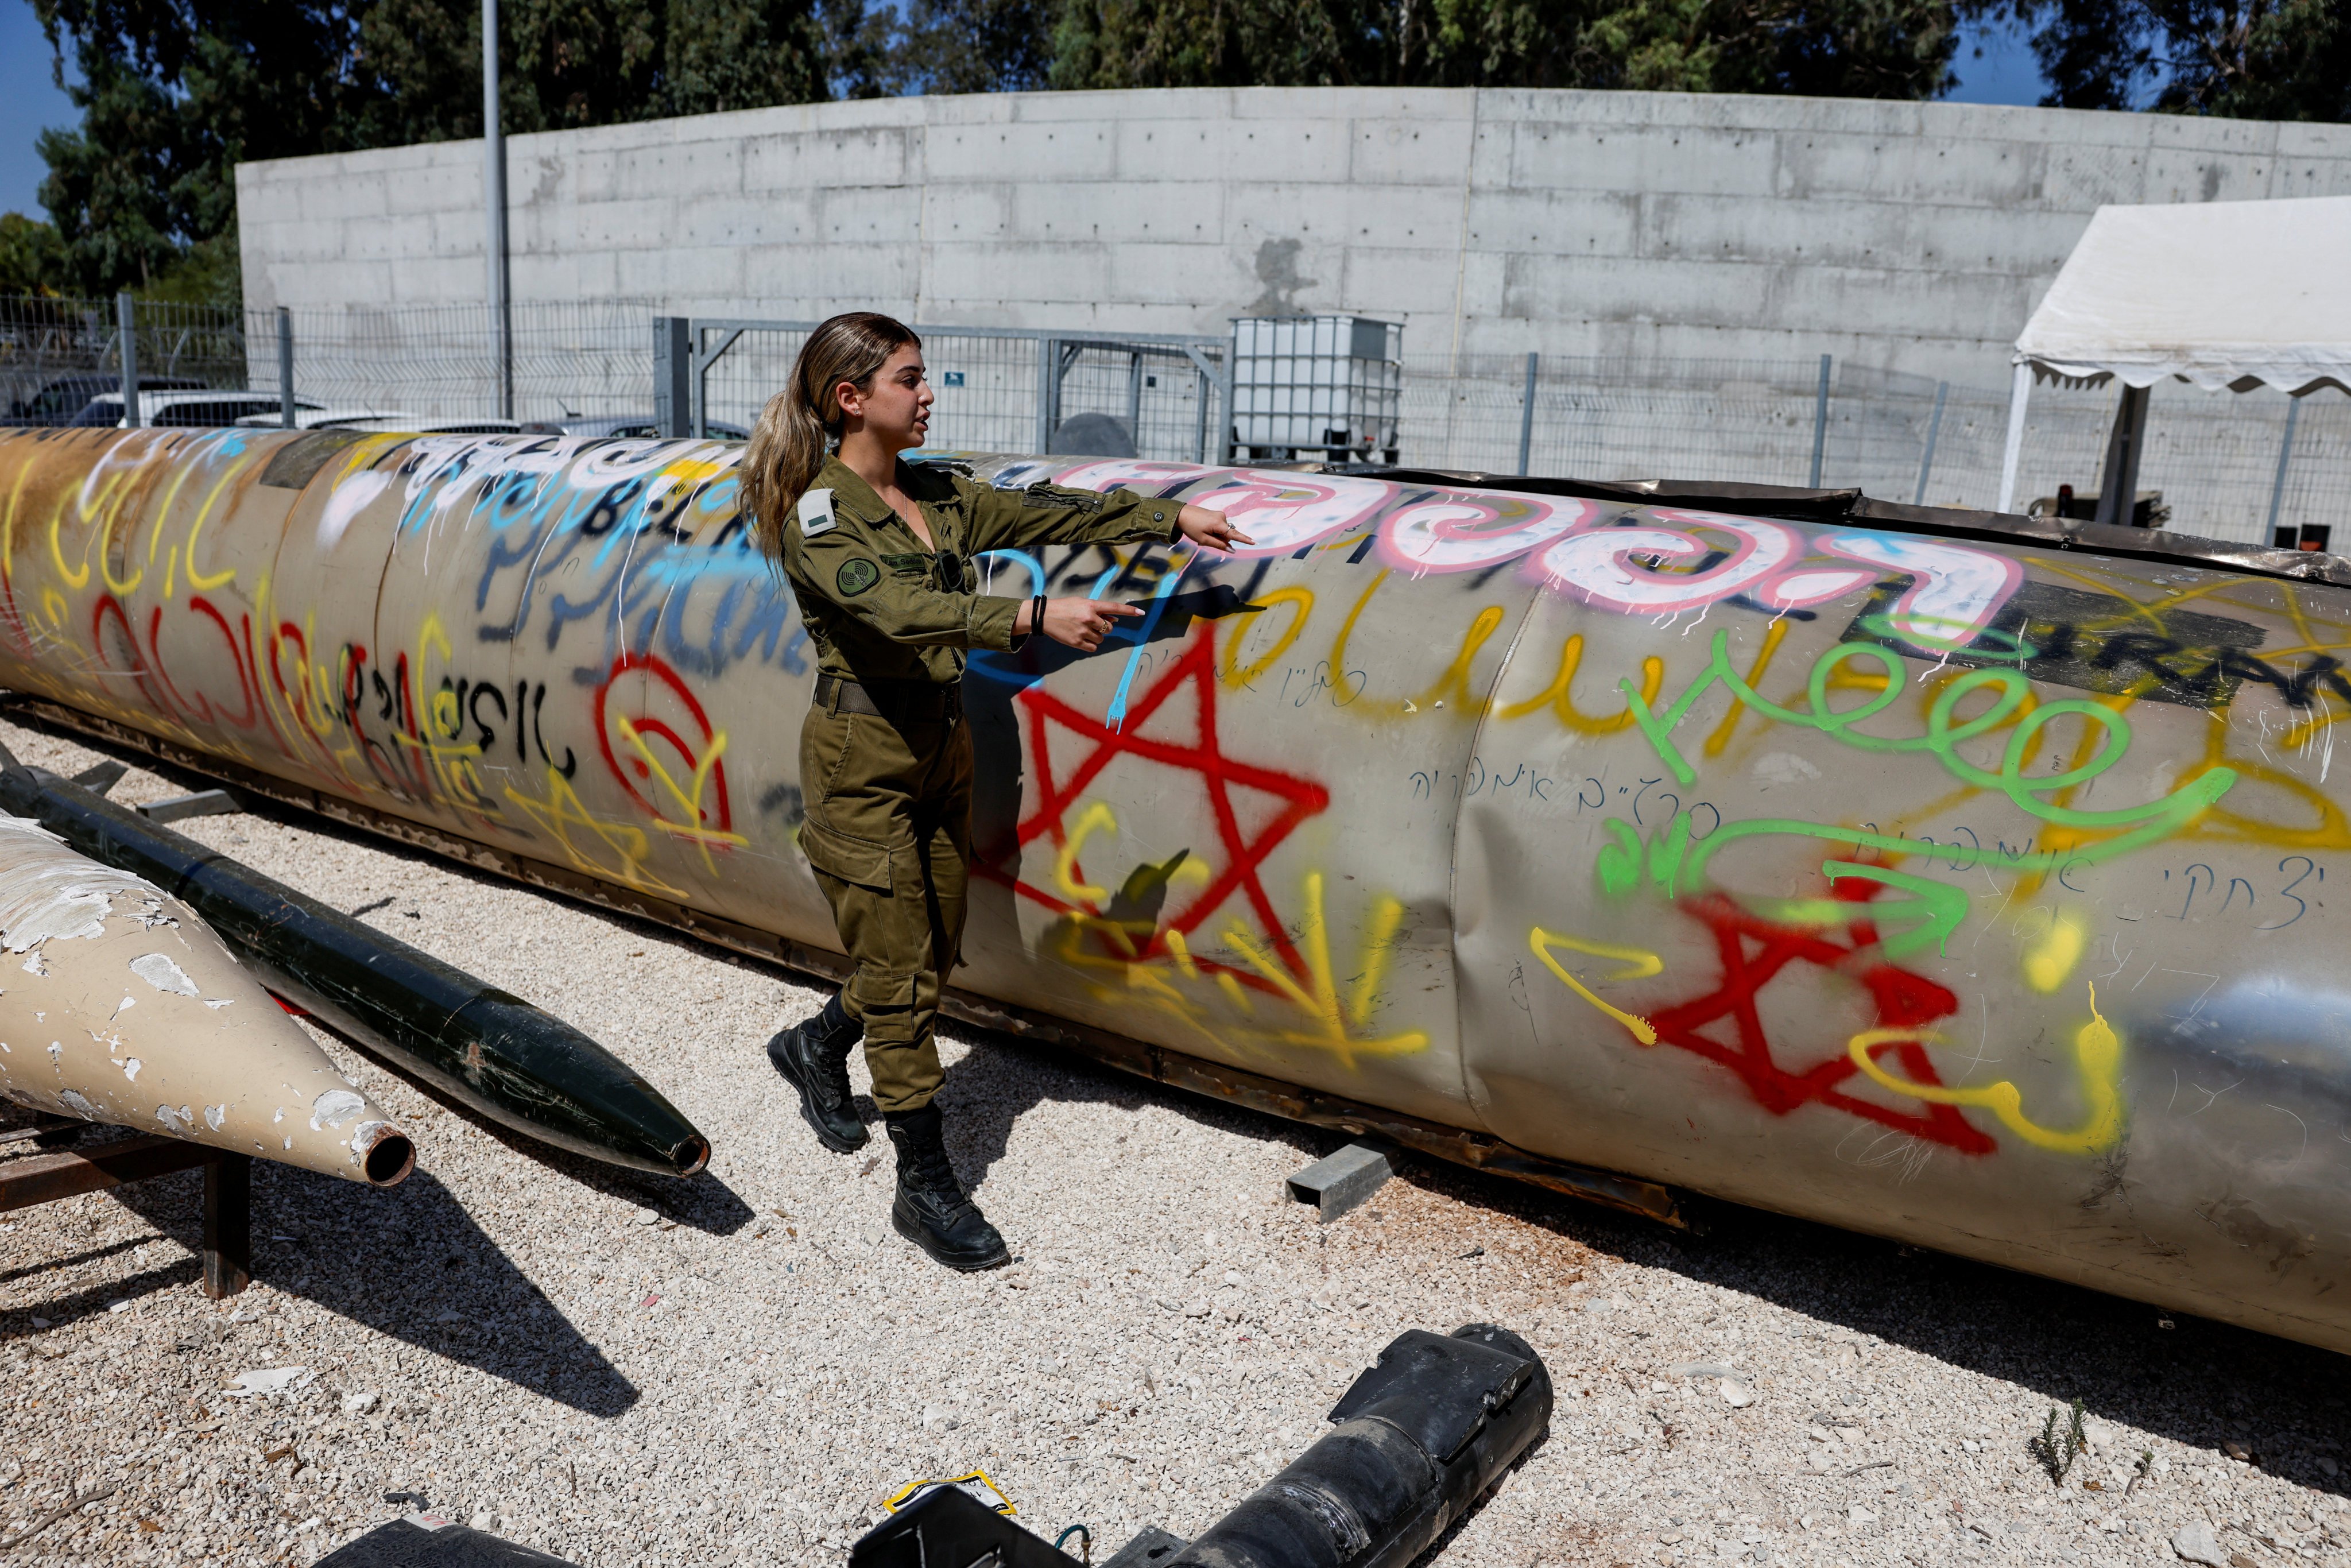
[654,317,1230,463]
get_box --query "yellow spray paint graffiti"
[1528,927,1661,1044]
[1846,984,2125,1156]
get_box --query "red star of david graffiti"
[1645,884,1997,1153]
[1008,625,1331,980]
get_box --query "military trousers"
[795,694,973,1113]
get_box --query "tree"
[1967,0,2349,120]
[0,213,71,296]
[1043,0,1963,95]
[25,0,830,301]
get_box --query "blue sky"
[3,0,76,216]
[1,5,2052,223]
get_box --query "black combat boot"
[884,1104,1010,1271]
[766,995,869,1153]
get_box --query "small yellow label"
[883,1470,1014,1517]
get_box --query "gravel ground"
[0,710,2346,1568]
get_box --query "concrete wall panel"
[236,86,2351,386]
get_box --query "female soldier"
[740,312,1253,1271]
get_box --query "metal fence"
[7,293,2344,548]
[671,318,1228,462]
[1402,353,2349,547]
[1,294,653,428]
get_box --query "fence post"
[1516,352,1539,475]
[2265,396,2302,546]
[483,0,512,420]
[1807,353,1830,488]
[653,317,692,439]
[117,291,140,428]
[1035,337,1054,454]
[277,307,296,429]
[1912,380,1947,506]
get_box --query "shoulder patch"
[797,488,836,537]
[836,557,881,597]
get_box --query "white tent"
[1997,193,2351,522]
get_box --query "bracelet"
[1033,594,1048,641]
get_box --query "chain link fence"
[2,295,653,428]
[7,292,2343,548]
[1403,353,2347,548]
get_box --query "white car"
[231,409,524,435]
[71,389,325,428]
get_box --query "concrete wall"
[237,87,2351,386]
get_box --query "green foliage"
[0,213,72,296]
[1042,0,1962,92]
[2027,1399,2089,1486]
[24,0,829,300]
[1968,0,2350,121]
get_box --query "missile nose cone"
[0,815,414,1186]
[354,1120,417,1186]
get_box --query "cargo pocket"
[797,816,897,893]
[849,968,920,1044]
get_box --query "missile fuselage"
[1,426,2345,1349]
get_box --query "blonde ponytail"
[740,311,920,563]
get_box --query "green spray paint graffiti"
[1597,622,2238,955]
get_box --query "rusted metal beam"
[0,1135,252,1298]
[0,1133,211,1210]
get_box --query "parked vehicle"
[231,410,523,435]
[520,413,749,440]
[7,375,206,427]
[68,390,323,428]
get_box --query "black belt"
[815,672,960,723]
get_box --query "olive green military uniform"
[781,454,1182,1112]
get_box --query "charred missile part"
[0,815,413,1186]
[1167,1325,1551,1568]
[850,1325,1551,1568]
[0,761,710,1179]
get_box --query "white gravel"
[2,711,2348,1568]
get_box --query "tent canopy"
[2014,194,2351,395]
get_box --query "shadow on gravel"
[1401,1157,2351,1505]
[88,1160,640,1417]
[933,1032,1329,1194]
[331,1035,756,1237]
[935,1030,2348,1506]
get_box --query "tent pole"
[2265,396,2302,547]
[1996,362,2031,514]
[2094,382,2151,528]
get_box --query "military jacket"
[779,455,1183,686]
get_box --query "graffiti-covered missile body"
[0,760,712,1178]
[0,809,413,1185]
[0,425,2345,1350]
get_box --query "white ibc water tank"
[1229,315,1401,462]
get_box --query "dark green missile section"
[0,756,710,1178]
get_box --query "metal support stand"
[2094,382,2152,528]
[1808,353,1830,488]
[0,1131,251,1299]
[117,292,140,428]
[202,1152,251,1298]
[1516,351,1539,476]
